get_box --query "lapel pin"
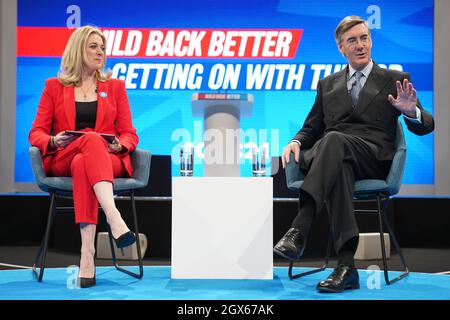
[99,92,107,98]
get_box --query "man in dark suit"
[273,16,434,293]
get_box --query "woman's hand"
[51,131,76,148]
[108,137,123,153]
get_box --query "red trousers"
[49,132,127,224]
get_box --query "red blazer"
[29,78,139,177]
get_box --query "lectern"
[192,93,253,177]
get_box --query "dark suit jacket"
[293,63,434,161]
[28,78,139,177]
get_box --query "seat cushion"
[289,179,390,196]
[114,178,147,191]
[39,177,73,193]
[39,177,146,195]
[354,179,389,194]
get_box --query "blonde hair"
[58,26,109,86]
[334,16,370,45]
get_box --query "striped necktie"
[350,71,363,107]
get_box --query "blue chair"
[284,122,409,285]
[28,146,151,282]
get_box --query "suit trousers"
[299,131,390,253]
[49,132,127,224]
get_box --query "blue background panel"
[16,0,434,185]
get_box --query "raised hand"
[388,79,417,118]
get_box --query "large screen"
[16,0,434,183]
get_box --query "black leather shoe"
[316,264,360,293]
[273,228,305,261]
[114,231,136,248]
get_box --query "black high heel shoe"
[79,273,96,288]
[78,259,96,288]
[113,231,136,249]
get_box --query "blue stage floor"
[1,266,449,300]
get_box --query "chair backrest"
[114,149,152,192]
[285,152,304,191]
[384,121,406,196]
[29,146,51,192]
[285,121,406,196]
[131,149,152,189]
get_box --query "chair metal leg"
[130,191,144,278]
[32,192,56,282]
[376,195,409,285]
[288,231,333,279]
[107,191,144,279]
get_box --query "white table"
[171,177,273,279]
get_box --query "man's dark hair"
[335,16,371,44]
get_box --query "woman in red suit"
[29,26,138,288]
